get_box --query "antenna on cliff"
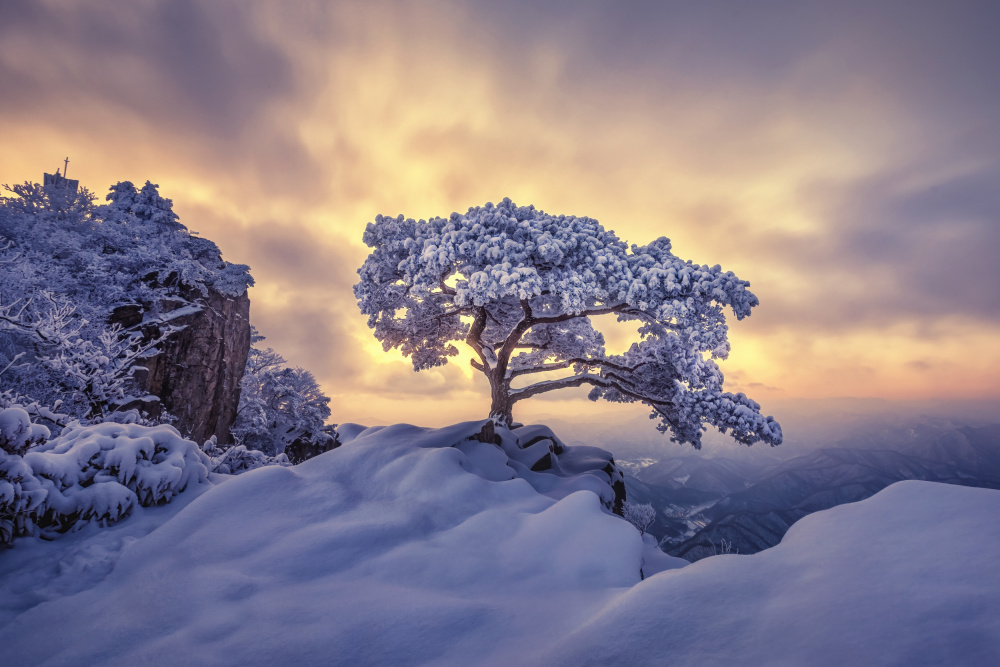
[44,158,79,193]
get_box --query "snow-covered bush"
[0,290,178,420]
[0,415,209,543]
[204,441,290,475]
[356,198,782,448]
[623,501,656,536]
[714,538,738,555]
[0,408,49,544]
[0,449,46,545]
[25,422,209,529]
[230,331,336,462]
[0,406,50,456]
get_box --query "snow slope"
[1,422,998,665]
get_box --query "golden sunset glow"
[2,1,997,432]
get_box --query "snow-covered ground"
[1,421,998,665]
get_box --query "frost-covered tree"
[0,291,177,420]
[230,331,336,461]
[356,199,781,448]
[623,501,656,536]
[0,178,253,329]
[202,437,291,475]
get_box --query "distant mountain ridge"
[625,423,1000,561]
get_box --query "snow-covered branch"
[509,373,614,402]
[0,291,177,419]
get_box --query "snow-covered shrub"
[203,438,290,475]
[714,538,738,555]
[623,501,656,536]
[0,408,49,544]
[21,422,209,534]
[2,409,211,544]
[0,406,50,456]
[0,449,46,545]
[230,331,336,461]
[0,291,178,420]
[0,350,72,429]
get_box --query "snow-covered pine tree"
[355,198,781,449]
[623,501,656,536]
[230,331,337,462]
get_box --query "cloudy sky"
[2,0,998,431]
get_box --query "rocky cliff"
[114,288,251,445]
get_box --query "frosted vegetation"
[0,177,335,544]
[0,178,252,423]
[230,329,336,463]
[356,198,781,448]
[1,406,207,544]
[622,501,656,536]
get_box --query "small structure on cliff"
[43,158,79,193]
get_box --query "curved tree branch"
[509,356,660,378]
[509,372,675,409]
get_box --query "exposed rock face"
[116,289,251,445]
[284,428,340,464]
[501,423,627,516]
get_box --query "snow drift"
[1,420,998,665]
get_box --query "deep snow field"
[1,421,998,666]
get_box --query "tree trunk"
[487,371,513,426]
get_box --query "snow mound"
[544,480,1000,666]
[0,422,998,665]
